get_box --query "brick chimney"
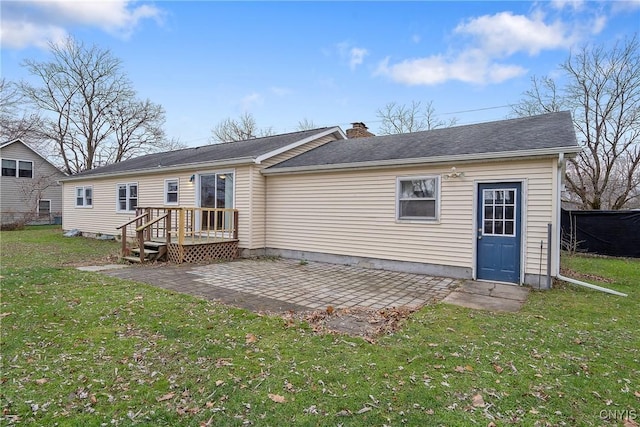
[346,122,375,139]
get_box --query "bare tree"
[210,112,274,143]
[0,78,44,143]
[513,35,640,210]
[19,37,175,173]
[510,76,563,117]
[296,118,317,131]
[105,98,183,164]
[376,100,457,135]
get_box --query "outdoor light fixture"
[189,174,195,182]
[443,167,465,179]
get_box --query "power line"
[440,104,514,116]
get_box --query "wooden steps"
[122,240,168,264]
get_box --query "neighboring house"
[60,112,581,288]
[1,139,65,226]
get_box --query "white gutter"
[262,146,582,175]
[553,152,627,297]
[58,156,255,182]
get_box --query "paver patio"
[101,258,459,313]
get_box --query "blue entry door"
[476,183,522,283]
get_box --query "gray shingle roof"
[70,127,334,178]
[268,112,579,171]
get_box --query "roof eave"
[261,146,582,175]
[254,127,346,164]
[59,156,256,182]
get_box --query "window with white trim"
[165,179,179,205]
[1,159,33,178]
[75,186,93,207]
[18,161,33,178]
[117,183,138,212]
[397,176,439,220]
[1,159,16,176]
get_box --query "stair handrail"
[116,212,149,230]
[116,212,149,257]
[135,213,169,233]
[135,213,169,263]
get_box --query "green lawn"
[1,227,638,426]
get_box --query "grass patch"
[1,229,638,425]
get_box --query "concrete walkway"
[100,258,458,313]
[442,280,530,312]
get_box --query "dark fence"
[561,209,640,258]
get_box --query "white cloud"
[1,1,163,49]
[550,0,585,11]
[377,8,588,86]
[454,11,575,56]
[610,0,640,13]
[591,15,608,34]
[376,51,526,86]
[349,47,368,70]
[240,92,264,111]
[336,41,368,70]
[270,86,292,97]
[1,19,67,49]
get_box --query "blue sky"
[2,1,639,146]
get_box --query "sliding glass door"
[199,172,234,230]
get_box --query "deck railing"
[116,207,238,258]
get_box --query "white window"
[117,183,138,212]
[75,186,93,208]
[165,179,179,205]
[1,159,32,178]
[397,176,439,221]
[38,199,51,217]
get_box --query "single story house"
[60,111,580,288]
[1,139,65,226]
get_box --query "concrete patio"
[94,258,530,315]
[99,258,458,313]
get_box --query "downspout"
[553,153,627,297]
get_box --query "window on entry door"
[199,172,234,229]
[482,189,516,236]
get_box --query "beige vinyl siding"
[265,158,555,278]
[243,134,338,249]
[62,172,198,236]
[248,166,266,249]
[233,166,251,247]
[260,135,337,168]
[1,141,64,224]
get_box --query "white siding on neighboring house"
[1,140,64,225]
[265,158,556,281]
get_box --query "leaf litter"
[278,305,419,340]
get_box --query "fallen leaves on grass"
[268,393,286,403]
[279,306,419,339]
[156,392,175,402]
[471,394,485,407]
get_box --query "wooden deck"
[117,207,239,264]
